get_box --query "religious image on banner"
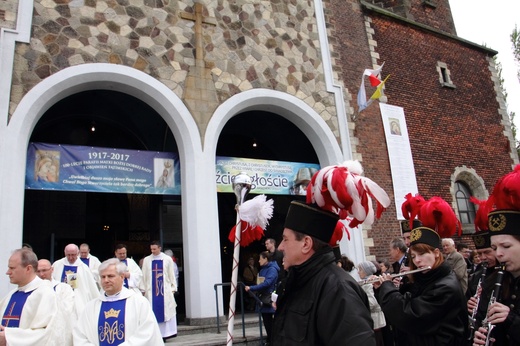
[34,150,61,183]
[389,118,402,136]
[154,159,174,189]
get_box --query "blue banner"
[25,143,180,195]
[216,156,320,195]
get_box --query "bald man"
[52,244,100,317]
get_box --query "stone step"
[165,313,267,346]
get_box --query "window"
[455,181,475,225]
[436,61,456,88]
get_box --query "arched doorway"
[23,89,186,316]
[216,111,319,311]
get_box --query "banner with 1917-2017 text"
[25,142,180,195]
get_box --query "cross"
[152,263,164,296]
[180,3,217,65]
[2,302,20,327]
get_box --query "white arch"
[204,89,365,264]
[205,88,344,165]
[0,64,222,322]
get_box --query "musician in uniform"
[374,197,468,345]
[473,166,520,345]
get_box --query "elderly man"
[442,238,468,294]
[272,201,375,345]
[52,243,100,316]
[0,249,58,345]
[73,258,163,345]
[114,244,143,295]
[139,241,177,341]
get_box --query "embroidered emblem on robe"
[61,265,78,289]
[151,259,165,322]
[98,299,126,345]
[1,290,34,327]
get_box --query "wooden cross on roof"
[180,3,217,66]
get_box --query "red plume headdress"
[305,160,390,244]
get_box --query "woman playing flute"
[373,196,468,346]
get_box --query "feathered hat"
[487,165,520,235]
[405,194,461,249]
[228,195,274,247]
[285,160,390,245]
[401,193,425,232]
[470,197,492,249]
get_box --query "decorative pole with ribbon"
[226,172,251,346]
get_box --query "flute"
[357,266,432,285]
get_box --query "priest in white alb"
[52,243,100,316]
[0,249,58,345]
[139,241,177,341]
[79,243,102,286]
[114,244,143,295]
[73,258,164,345]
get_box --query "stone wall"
[11,0,341,140]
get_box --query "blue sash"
[1,290,34,327]
[61,265,78,284]
[121,260,129,288]
[151,259,165,323]
[80,257,90,266]
[98,299,126,345]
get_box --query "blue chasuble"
[151,259,165,323]
[80,257,90,266]
[121,260,129,288]
[98,299,126,345]
[1,290,34,327]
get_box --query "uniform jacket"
[377,262,468,346]
[271,247,375,345]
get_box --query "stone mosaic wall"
[0,0,18,29]
[11,0,340,137]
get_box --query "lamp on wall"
[252,138,257,148]
[90,121,96,132]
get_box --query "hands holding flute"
[362,266,432,289]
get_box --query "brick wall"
[328,0,516,260]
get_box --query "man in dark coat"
[271,201,375,345]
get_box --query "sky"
[449,0,520,131]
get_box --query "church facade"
[0,0,516,324]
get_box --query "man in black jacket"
[271,201,375,345]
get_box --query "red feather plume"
[228,221,264,246]
[470,197,493,232]
[418,196,461,238]
[491,164,520,210]
[401,193,425,229]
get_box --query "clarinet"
[468,262,488,341]
[482,264,505,346]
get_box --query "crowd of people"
[0,241,179,345]
[4,164,520,345]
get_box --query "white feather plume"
[238,195,274,230]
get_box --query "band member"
[374,196,468,345]
[473,165,520,345]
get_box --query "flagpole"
[226,172,251,346]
